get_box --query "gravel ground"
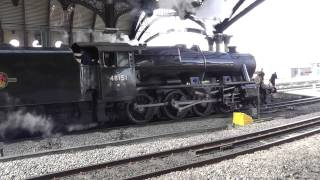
[2,116,230,156]
[1,110,320,179]
[1,93,320,179]
[153,133,320,180]
[2,95,319,157]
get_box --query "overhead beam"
[22,0,28,47]
[215,0,265,33]
[104,0,115,27]
[11,0,20,6]
[0,21,3,44]
[90,14,96,42]
[47,0,51,47]
[68,4,75,45]
[137,17,162,41]
[128,10,143,40]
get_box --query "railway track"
[4,96,319,144]
[1,114,230,143]
[3,97,320,161]
[261,96,320,112]
[277,83,320,92]
[26,116,320,180]
[0,123,227,162]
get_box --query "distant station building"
[290,62,320,78]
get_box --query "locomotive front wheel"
[126,93,155,124]
[192,102,213,117]
[162,90,189,120]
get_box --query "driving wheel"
[162,90,189,120]
[126,93,155,124]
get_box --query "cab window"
[103,52,129,68]
[103,52,116,67]
[117,52,129,67]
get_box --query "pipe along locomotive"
[0,39,258,134]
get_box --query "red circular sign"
[0,72,8,89]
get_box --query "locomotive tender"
[0,42,257,128]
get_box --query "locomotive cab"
[99,50,136,101]
[76,42,138,102]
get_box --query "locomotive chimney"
[207,37,214,51]
[213,34,224,53]
[223,35,232,52]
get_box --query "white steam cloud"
[0,110,54,139]
[158,0,235,21]
[196,0,234,21]
[93,33,130,43]
[66,123,98,132]
[159,0,196,19]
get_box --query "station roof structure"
[0,0,264,47]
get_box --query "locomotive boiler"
[135,46,256,85]
[0,42,258,133]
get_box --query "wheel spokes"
[162,90,189,120]
[126,93,154,124]
[193,102,213,117]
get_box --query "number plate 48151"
[109,74,128,82]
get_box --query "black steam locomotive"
[0,42,258,129]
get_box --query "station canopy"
[0,0,262,47]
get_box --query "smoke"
[0,110,54,139]
[66,123,98,132]
[196,0,234,21]
[159,0,197,19]
[0,93,100,140]
[157,0,233,21]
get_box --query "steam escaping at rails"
[0,110,54,139]
[66,123,98,132]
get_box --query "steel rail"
[127,128,320,180]
[26,116,320,180]
[278,84,320,91]
[2,114,229,143]
[264,97,320,107]
[262,97,320,111]
[0,125,226,162]
[4,98,320,162]
[195,118,320,154]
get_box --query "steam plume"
[157,0,235,21]
[196,0,234,21]
[159,0,196,19]
[0,110,54,139]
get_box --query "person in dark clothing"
[80,51,92,65]
[254,69,268,104]
[71,43,81,53]
[71,43,93,65]
[269,72,277,87]
[260,68,265,83]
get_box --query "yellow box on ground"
[233,112,253,126]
